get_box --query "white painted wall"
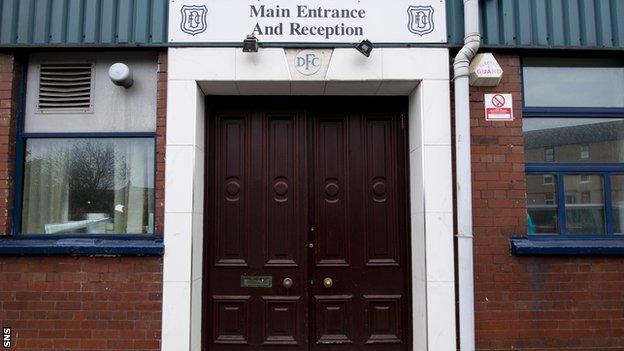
[164,47,455,350]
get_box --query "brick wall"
[0,53,20,235]
[0,256,162,350]
[155,51,167,234]
[471,53,624,350]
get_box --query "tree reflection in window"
[22,138,154,234]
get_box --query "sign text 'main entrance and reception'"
[169,0,447,44]
[250,5,367,39]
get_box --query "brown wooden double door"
[204,97,410,351]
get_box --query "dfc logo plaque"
[407,5,435,36]
[180,5,208,36]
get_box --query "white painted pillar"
[161,80,205,351]
[408,79,456,351]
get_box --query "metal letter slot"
[240,275,273,288]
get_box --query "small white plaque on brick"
[484,93,513,121]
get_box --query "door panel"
[262,296,302,345]
[313,295,354,344]
[364,118,400,267]
[265,115,303,267]
[205,98,409,351]
[215,116,248,267]
[314,118,350,267]
[363,295,403,344]
[207,107,308,350]
[310,111,408,350]
[212,295,250,344]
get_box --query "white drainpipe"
[454,0,480,350]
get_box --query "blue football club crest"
[180,5,208,36]
[407,5,435,36]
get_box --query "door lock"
[322,277,333,288]
[282,277,293,289]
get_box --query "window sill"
[511,237,624,255]
[0,236,163,256]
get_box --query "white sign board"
[169,0,447,44]
[484,94,514,121]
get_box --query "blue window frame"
[525,163,624,236]
[15,133,157,235]
[0,61,162,255]
[514,57,624,255]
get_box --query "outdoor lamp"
[355,39,373,57]
[108,63,133,88]
[243,34,259,53]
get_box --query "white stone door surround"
[162,47,455,351]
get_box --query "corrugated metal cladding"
[447,0,624,50]
[0,0,168,46]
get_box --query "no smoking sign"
[484,93,513,121]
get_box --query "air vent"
[38,62,93,111]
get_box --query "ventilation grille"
[38,63,93,111]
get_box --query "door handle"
[322,277,333,288]
[282,277,293,289]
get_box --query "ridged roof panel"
[0,0,168,46]
[447,0,624,50]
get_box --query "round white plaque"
[294,50,322,76]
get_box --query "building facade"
[0,0,623,350]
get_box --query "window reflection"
[612,175,624,234]
[523,65,624,108]
[526,174,558,234]
[22,138,155,234]
[564,175,604,234]
[524,119,624,163]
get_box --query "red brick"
[155,51,167,234]
[0,256,162,350]
[0,54,18,236]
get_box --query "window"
[523,57,624,237]
[545,192,555,205]
[544,147,554,162]
[565,193,577,204]
[612,175,624,234]
[564,175,604,234]
[22,138,154,234]
[16,56,157,235]
[524,119,624,163]
[526,174,558,234]
[523,58,624,108]
[580,145,590,160]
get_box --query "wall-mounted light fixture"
[355,39,374,57]
[108,63,133,88]
[243,34,259,53]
